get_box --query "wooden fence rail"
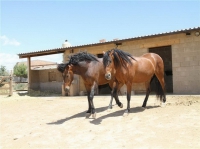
[0,75,13,96]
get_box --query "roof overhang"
[18,48,66,58]
[18,27,200,59]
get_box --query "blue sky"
[0,0,200,70]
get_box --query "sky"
[0,0,200,71]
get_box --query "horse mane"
[103,48,136,69]
[57,52,99,73]
[68,52,99,65]
[57,63,68,73]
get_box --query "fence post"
[9,70,13,96]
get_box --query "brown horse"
[103,49,166,116]
[57,52,123,118]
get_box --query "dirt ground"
[0,93,200,149]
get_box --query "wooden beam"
[27,57,31,93]
[9,70,13,96]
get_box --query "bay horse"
[103,49,166,116]
[57,52,123,118]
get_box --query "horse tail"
[151,75,166,102]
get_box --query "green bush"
[0,65,9,87]
[14,83,28,90]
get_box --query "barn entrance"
[97,53,111,95]
[149,45,173,93]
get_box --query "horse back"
[124,53,163,83]
[140,53,163,68]
[86,58,109,85]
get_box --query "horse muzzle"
[65,86,70,93]
[105,73,112,80]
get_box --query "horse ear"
[68,64,73,69]
[103,51,105,55]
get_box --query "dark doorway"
[149,46,173,93]
[98,84,111,95]
[96,53,111,95]
[97,53,103,58]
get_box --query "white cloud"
[0,35,21,46]
[0,53,20,71]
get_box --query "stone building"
[18,27,200,95]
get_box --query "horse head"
[103,49,135,80]
[62,64,74,93]
[103,50,116,80]
[57,63,74,94]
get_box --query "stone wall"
[30,69,63,93]
[63,31,200,94]
[172,32,200,94]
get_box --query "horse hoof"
[120,103,123,108]
[107,106,112,110]
[92,113,96,119]
[161,102,166,108]
[141,107,146,110]
[123,111,129,117]
[85,113,91,118]
[123,112,129,117]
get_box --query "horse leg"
[107,81,115,109]
[110,85,122,109]
[114,82,123,108]
[85,83,96,118]
[159,76,166,107]
[155,73,166,107]
[107,95,114,109]
[123,84,132,116]
[142,81,151,109]
[86,97,92,118]
[108,81,123,109]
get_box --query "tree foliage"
[0,65,9,76]
[0,65,9,87]
[13,63,28,78]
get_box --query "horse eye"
[62,73,69,79]
[67,74,69,78]
[107,60,111,66]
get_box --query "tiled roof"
[17,60,58,70]
[17,60,57,66]
[31,64,57,70]
[18,26,200,58]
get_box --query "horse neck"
[115,57,130,76]
[71,62,88,75]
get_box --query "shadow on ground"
[47,105,160,125]
[90,106,159,125]
[47,106,109,125]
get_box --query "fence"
[0,75,13,96]
[0,75,29,96]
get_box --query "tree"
[0,65,9,76]
[0,65,9,87]
[13,63,27,81]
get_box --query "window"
[49,71,56,82]
[97,53,103,58]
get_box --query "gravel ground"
[0,93,200,148]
